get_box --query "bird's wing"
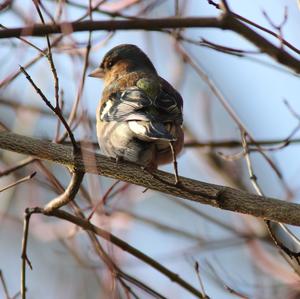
[155,77,183,125]
[100,87,152,122]
[100,78,183,141]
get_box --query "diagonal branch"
[0,172,36,193]
[1,130,300,226]
[26,207,205,298]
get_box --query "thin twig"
[194,261,209,299]
[54,91,64,142]
[0,24,44,54]
[1,16,300,73]
[175,44,283,180]
[0,172,36,193]
[206,261,249,299]
[0,35,63,89]
[0,270,10,299]
[87,180,120,220]
[71,201,167,299]
[262,6,288,50]
[240,130,262,196]
[219,0,230,12]
[21,209,34,299]
[60,19,93,141]
[26,207,205,298]
[169,141,179,185]
[38,161,167,299]
[241,130,300,268]
[19,66,77,150]
[207,0,300,55]
[0,157,35,177]
[33,0,60,107]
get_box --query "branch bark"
[1,16,300,73]
[1,131,300,226]
[0,17,218,38]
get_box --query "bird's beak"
[88,67,105,78]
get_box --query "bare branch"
[185,138,300,150]
[21,209,33,299]
[43,171,84,213]
[2,131,300,226]
[33,0,60,108]
[0,157,35,177]
[207,0,300,55]
[0,172,36,193]
[1,16,300,73]
[219,0,230,12]
[0,270,10,299]
[19,66,78,150]
[26,207,205,298]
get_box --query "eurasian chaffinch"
[89,44,184,175]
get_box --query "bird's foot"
[169,141,180,185]
[110,155,123,165]
[140,163,156,179]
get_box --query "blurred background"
[1,0,300,298]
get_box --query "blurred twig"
[1,15,300,73]
[185,138,300,149]
[19,66,77,150]
[0,270,10,299]
[0,172,36,193]
[33,0,60,108]
[24,206,205,298]
[0,157,36,177]
[37,159,168,299]
[206,261,249,298]
[241,130,300,272]
[207,0,300,55]
[21,210,33,299]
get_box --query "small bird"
[89,44,184,181]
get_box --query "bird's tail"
[128,120,176,141]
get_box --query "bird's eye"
[107,61,113,68]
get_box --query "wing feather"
[100,78,183,141]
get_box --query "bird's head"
[89,44,157,84]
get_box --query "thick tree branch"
[1,16,300,73]
[0,17,217,38]
[1,131,300,226]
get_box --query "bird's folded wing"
[101,87,177,141]
[155,77,183,124]
[101,87,151,122]
[128,120,176,141]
